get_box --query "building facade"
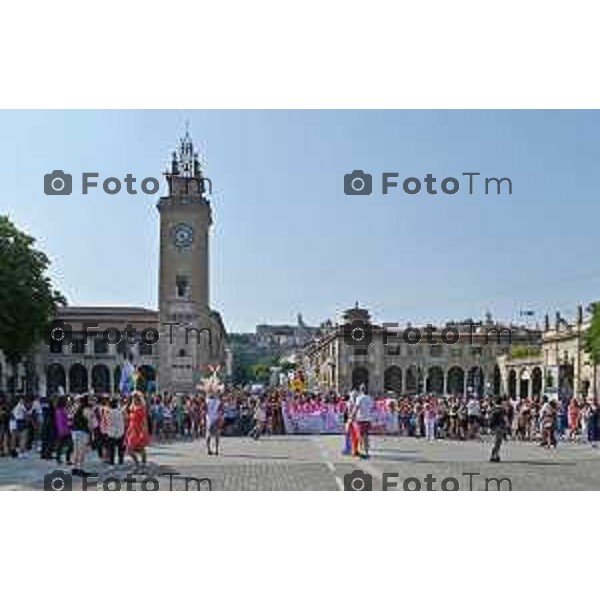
[0,131,227,397]
[500,307,597,401]
[302,305,542,397]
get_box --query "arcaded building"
[302,305,542,397]
[500,306,597,401]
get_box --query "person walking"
[11,397,29,457]
[54,397,73,465]
[489,399,507,463]
[126,393,150,472]
[205,393,222,455]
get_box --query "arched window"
[91,364,110,394]
[467,366,484,397]
[508,369,517,398]
[405,367,418,393]
[426,366,444,394]
[69,364,88,394]
[46,363,66,395]
[351,367,369,391]
[384,366,402,394]
[532,367,543,398]
[446,366,465,396]
[493,365,502,396]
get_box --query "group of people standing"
[0,392,150,476]
[338,389,600,463]
[0,388,280,473]
[145,392,283,440]
[390,395,600,445]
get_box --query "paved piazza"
[2,435,600,490]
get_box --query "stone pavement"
[2,434,600,490]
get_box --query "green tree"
[250,362,274,384]
[0,216,65,396]
[228,333,281,385]
[584,302,600,397]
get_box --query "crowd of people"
[1,387,599,472]
[390,395,600,445]
[146,391,286,440]
[0,390,282,473]
[0,392,150,476]
[332,390,600,462]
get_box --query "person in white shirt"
[423,401,437,441]
[107,399,126,465]
[352,385,374,458]
[467,398,481,439]
[205,395,222,455]
[11,398,29,456]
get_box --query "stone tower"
[157,129,226,393]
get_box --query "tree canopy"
[0,215,65,369]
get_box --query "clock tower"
[157,129,226,393]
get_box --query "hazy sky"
[1,110,598,331]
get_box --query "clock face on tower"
[171,223,195,249]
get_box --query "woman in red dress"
[126,393,150,472]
